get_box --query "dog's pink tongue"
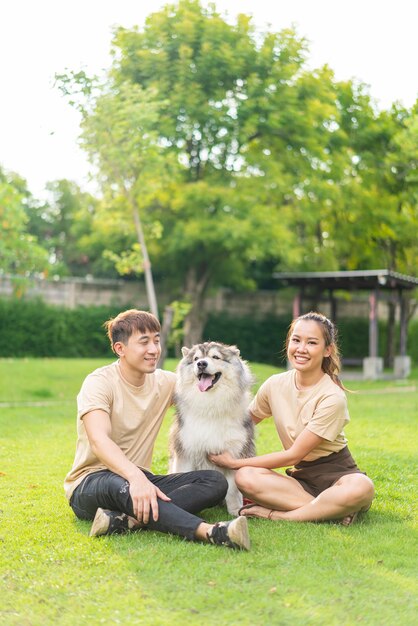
[198,374,213,392]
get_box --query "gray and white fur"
[169,341,255,515]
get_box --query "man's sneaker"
[89,508,142,537]
[206,516,250,551]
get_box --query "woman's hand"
[209,451,239,469]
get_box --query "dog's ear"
[229,345,240,357]
[181,347,190,357]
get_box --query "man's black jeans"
[70,469,228,540]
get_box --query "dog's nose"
[196,360,208,370]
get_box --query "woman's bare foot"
[239,504,277,520]
[339,503,371,526]
[340,511,359,526]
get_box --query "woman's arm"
[209,428,324,470]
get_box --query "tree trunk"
[130,198,170,364]
[132,204,158,318]
[157,305,174,369]
[183,305,207,346]
[182,265,211,346]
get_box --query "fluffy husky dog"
[169,341,255,515]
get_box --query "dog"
[169,341,255,515]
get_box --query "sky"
[1,0,417,199]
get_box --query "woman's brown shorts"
[285,446,365,497]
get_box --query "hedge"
[203,313,418,366]
[0,298,417,365]
[203,313,290,365]
[0,298,118,358]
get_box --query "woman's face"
[287,319,331,374]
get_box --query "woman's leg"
[236,467,374,523]
[270,473,374,522]
[236,466,314,511]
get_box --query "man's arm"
[249,410,263,425]
[83,409,171,524]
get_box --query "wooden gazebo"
[273,269,418,379]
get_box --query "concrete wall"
[205,287,402,320]
[0,275,149,309]
[1,274,410,320]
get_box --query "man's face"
[115,330,161,375]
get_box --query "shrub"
[203,313,418,365]
[0,298,417,363]
[408,319,418,363]
[0,298,119,357]
[203,313,289,365]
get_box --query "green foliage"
[203,313,289,365]
[27,179,101,277]
[166,299,193,350]
[53,0,417,347]
[103,243,144,276]
[1,1,417,346]
[1,2,417,295]
[338,317,418,365]
[203,312,418,365]
[1,297,418,364]
[406,319,418,364]
[0,298,121,358]
[0,358,417,625]
[338,317,388,360]
[0,168,49,279]
[109,3,312,287]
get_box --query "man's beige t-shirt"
[249,370,349,461]
[64,361,176,500]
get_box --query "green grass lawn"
[0,358,417,625]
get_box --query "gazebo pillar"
[293,288,303,318]
[394,291,411,378]
[363,288,383,379]
[292,293,301,318]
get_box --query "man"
[64,309,250,550]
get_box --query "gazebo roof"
[273,269,418,291]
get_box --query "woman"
[210,312,374,525]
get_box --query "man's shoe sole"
[228,516,250,551]
[89,507,110,537]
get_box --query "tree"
[0,167,49,285]
[107,0,333,342]
[58,0,417,345]
[57,73,182,317]
[26,179,101,277]
[84,81,183,318]
[329,95,418,275]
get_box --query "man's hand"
[128,473,171,524]
[82,409,172,524]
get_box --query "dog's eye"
[193,356,199,361]
[212,355,220,360]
